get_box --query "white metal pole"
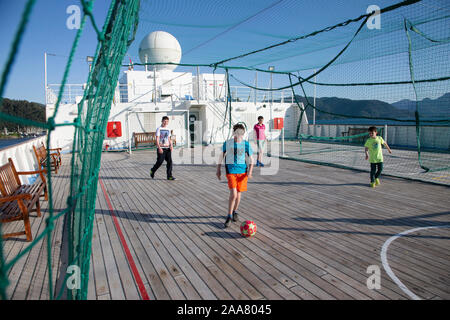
[127,112,132,154]
[196,66,200,103]
[384,124,388,142]
[187,110,190,147]
[44,52,48,105]
[313,69,316,125]
[269,69,273,131]
[254,71,257,105]
[270,72,273,121]
[153,68,157,105]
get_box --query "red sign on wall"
[273,117,284,129]
[107,121,122,137]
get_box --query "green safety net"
[0,0,140,300]
[0,0,449,300]
[132,0,449,173]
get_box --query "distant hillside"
[280,93,449,121]
[290,96,412,121]
[391,92,450,120]
[0,98,46,132]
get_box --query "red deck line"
[98,177,150,300]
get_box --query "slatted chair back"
[0,160,21,197]
[33,144,59,174]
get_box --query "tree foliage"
[0,98,46,132]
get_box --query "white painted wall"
[0,136,47,184]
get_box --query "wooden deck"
[2,147,450,300]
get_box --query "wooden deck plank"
[99,167,186,300]
[98,187,174,300]
[236,187,424,299]
[96,185,142,300]
[248,168,448,260]
[94,193,126,300]
[253,176,450,294]
[188,180,372,299]
[5,156,69,299]
[102,164,238,300]
[105,161,266,300]
[37,163,70,300]
[91,205,110,298]
[119,155,347,300]
[159,162,376,300]
[125,149,448,300]
[2,149,449,300]
[131,162,298,298]
[162,177,340,300]
[101,177,210,300]
[241,168,444,300]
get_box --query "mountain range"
[282,92,449,121]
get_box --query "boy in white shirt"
[150,116,176,180]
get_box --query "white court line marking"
[381,225,450,300]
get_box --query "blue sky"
[0,0,110,104]
[0,0,448,105]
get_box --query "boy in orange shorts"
[216,124,254,228]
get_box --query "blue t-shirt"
[222,139,253,174]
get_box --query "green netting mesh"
[0,0,449,300]
[0,0,140,300]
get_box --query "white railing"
[46,83,294,105]
[47,84,85,104]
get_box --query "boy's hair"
[233,123,246,136]
[161,116,169,122]
[258,116,264,121]
[368,126,377,133]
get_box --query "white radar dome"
[138,31,181,71]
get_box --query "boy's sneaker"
[150,169,155,179]
[256,160,260,167]
[232,211,239,222]
[259,162,264,167]
[167,176,176,181]
[224,216,232,228]
[375,178,380,186]
[370,182,375,188]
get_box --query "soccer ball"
[240,220,257,238]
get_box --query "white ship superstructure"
[45,31,307,152]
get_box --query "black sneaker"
[232,211,239,222]
[150,169,155,179]
[224,217,232,228]
[167,176,176,180]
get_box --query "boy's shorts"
[226,173,248,192]
[256,140,266,153]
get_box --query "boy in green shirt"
[364,126,392,188]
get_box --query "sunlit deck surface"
[281,141,450,186]
[2,148,450,300]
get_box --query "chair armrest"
[0,193,32,203]
[17,169,48,183]
[16,169,47,176]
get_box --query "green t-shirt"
[364,136,385,163]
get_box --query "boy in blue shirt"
[216,124,254,228]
